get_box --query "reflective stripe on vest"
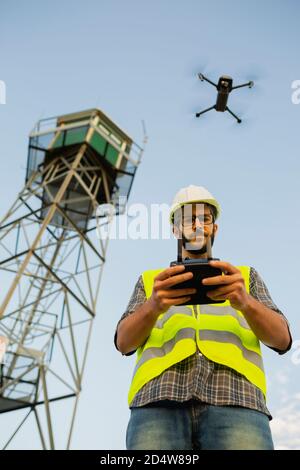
[128,265,266,406]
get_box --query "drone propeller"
[234,63,267,94]
[235,62,267,81]
[185,58,220,88]
[185,56,211,76]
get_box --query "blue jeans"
[126,401,274,450]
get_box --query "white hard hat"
[170,185,221,224]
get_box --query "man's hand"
[202,260,250,311]
[148,265,196,316]
[202,260,291,351]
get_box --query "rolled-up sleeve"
[250,267,292,354]
[114,275,146,356]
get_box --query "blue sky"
[0,0,299,449]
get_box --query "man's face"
[174,203,218,255]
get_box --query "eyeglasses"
[182,214,214,227]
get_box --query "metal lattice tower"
[0,109,143,449]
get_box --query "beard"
[182,230,215,256]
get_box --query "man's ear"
[213,223,218,236]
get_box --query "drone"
[195,73,254,123]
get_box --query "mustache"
[183,230,205,240]
[181,231,215,252]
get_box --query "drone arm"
[225,106,242,123]
[195,105,216,118]
[198,73,218,88]
[231,81,254,91]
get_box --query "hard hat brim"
[170,199,220,224]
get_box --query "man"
[114,185,292,450]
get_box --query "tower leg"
[0,143,87,319]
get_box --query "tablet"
[169,258,225,305]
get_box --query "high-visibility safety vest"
[128,265,266,406]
